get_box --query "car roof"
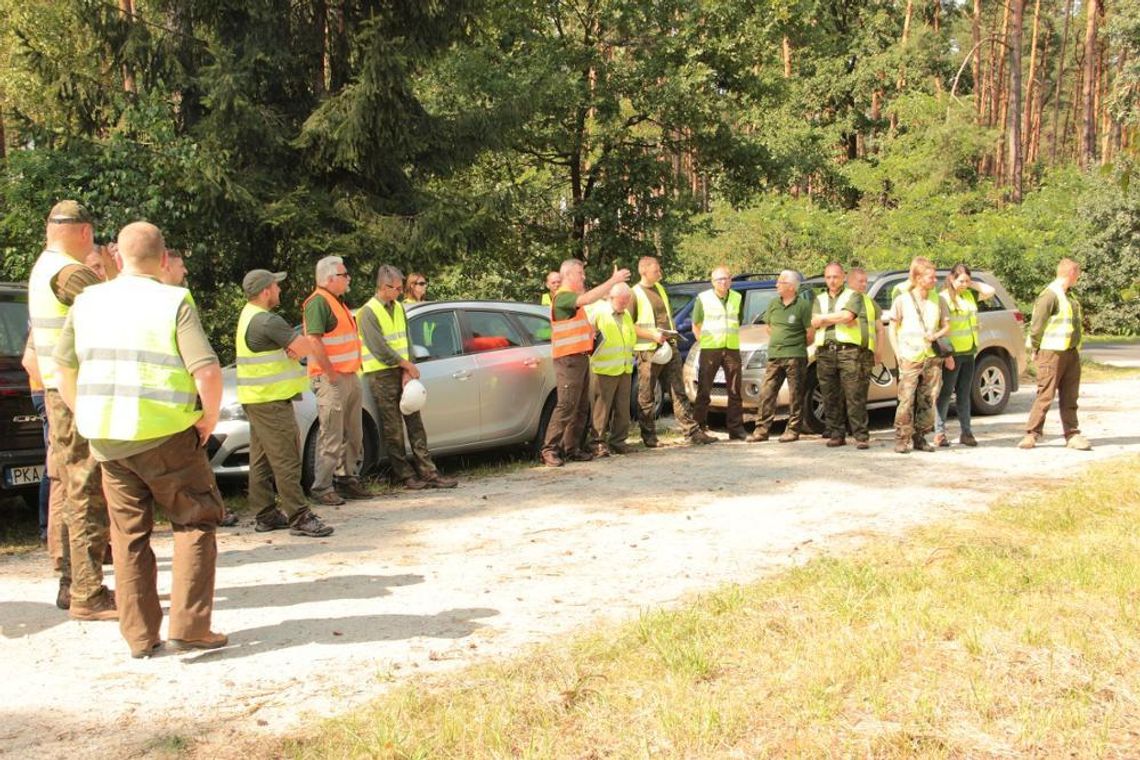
[403,299,548,315]
[664,274,780,294]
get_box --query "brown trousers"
[244,399,308,523]
[590,372,632,449]
[101,427,223,652]
[1026,348,1082,438]
[311,372,363,494]
[44,390,109,603]
[694,348,744,435]
[635,347,698,441]
[755,357,807,437]
[542,354,591,457]
[367,368,438,483]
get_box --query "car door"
[406,308,480,450]
[462,308,546,443]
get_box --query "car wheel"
[972,353,1011,415]
[629,374,664,421]
[301,412,380,493]
[801,367,826,434]
[530,394,557,457]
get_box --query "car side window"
[463,310,525,354]
[972,277,1005,312]
[875,278,906,312]
[0,299,28,358]
[668,293,694,315]
[409,311,461,360]
[515,313,551,344]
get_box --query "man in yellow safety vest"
[691,266,744,442]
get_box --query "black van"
[0,283,47,502]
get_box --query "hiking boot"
[895,439,912,454]
[56,580,71,611]
[642,438,660,448]
[424,474,458,489]
[541,451,564,467]
[70,589,118,621]
[255,509,289,532]
[959,432,978,447]
[609,443,635,455]
[313,490,346,507]
[336,479,372,501]
[591,444,611,458]
[778,431,800,443]
[747,430,769,442]
[219,510,240,527]
[1066,434,1092,451]
[934,433,949,448]
[913,435,936,453]
[1017,433,1038,450]
[402,477,428,490]
[690,431,717,445]
[566,449,594,462]
[855,439,870,450]
[131,641,164,659]
[826,437,846,448]
[728,429,749,441]
[170,631,228,651]
[290,511,334,538]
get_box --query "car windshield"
[743,290,780,325]
[668,292,694,315]
[0,298,28,359]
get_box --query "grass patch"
[1079,359,1140,382]
[1083,334,1140,344]
[282,455,1140,759]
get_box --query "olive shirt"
[303,294,340,335]
[552,291,580,322]
[1028,285,1082,351]
[629,284,671,331]
[358,300,408,369]
[245,311,304,401]
[764,296,814,359]
[52,263,103,305]
[54,276,219,462]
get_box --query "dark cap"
[242,269,287,298]
[47,200,94,225]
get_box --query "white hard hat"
[399,379,428,415]
[651,341,673,365]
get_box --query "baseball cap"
[242,269,287,298]
[47,200,94,225]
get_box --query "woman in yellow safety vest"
[933,263,995,448]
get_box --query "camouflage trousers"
[635,347,698,442]
[894,357,942,440]
[755,357,807,437]
[44,390,110,605]
[816,344,871,442]
[367,368,438,483]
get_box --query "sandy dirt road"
[2,377,1139,759]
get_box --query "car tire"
[301,413,380,493]
[971,352,1011,415]
[801,366,826,434]
[530,394,557,457]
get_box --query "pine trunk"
[1008,0,1024,201]
[782,36,792,78]
[1080,0,1099,169]
[1049,0,1073,163]
[1022,0,1041,162]
[119,0,136,93]
[973,0,983,123]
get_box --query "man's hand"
[194,413,218,447]
[945,356,956,371]
[810,315,823,328]
[610,265,631,285]
[654,329,665,345]
[400,359,421,381]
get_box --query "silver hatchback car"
[682,269,1027,433]
[209,300,558,486]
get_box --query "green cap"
[47,200,94,225]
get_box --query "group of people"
[24,200,458,659]
[539,253,1091,464]
[26,194,1089,660]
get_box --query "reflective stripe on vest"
[71,276,201,441]
[895,291,941,362]
[697,289,741,350]
[303,288,361,376]
[941,289,979,354]
[235,303,308,404]
[1040,281,1081,351]
[28,249,77,389]
[590,308,637,376]
[358,297,409,372]
[632,282,674,351]
[550,288,594,358]
[813,289,862,347]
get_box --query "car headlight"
[745,348,768,370]
[218,401,247,422]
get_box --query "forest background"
[0,0,1137,360]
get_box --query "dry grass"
[280,455,1140,759]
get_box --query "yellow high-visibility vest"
[359,297,409,372]
[941,289,979,354]
[632,282,673,351]
[1040,281,1081,351]
[697,290,741,350]
[590,308,637,376]
[235,302,308,404]
[27,249,76,390]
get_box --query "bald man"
[56,221,227,658]
[587,283,638,457]
[691,266,744,441]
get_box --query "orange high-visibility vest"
[550,288,594,358]
[303,288,362,376]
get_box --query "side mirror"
[411,344,430,360]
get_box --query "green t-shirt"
[765,295,814,359]
[553,291,580,321]
[303,294,337,335]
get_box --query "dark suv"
[0,284,47,502]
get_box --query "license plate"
[5,464,45,487]
[714,368,726,384]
